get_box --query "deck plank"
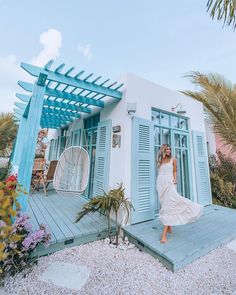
[49,192,95,234]
[31,193,66,242]
[27,201,41,231]
[59,193,109,232]
[40,193,84,236]
[51,192,108,234]
[34,193,75,240]
[28,196,57,244]
[48,196,93,235]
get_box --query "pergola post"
[11,116,27,170]
[17,74,47,211]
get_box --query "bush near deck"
[209,151,236,209]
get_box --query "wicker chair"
[53,146,89,196]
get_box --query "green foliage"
[109,183,134,245]
[0,168,9,182]
[182,72,236,153]
[76,183,134,245]
[0,113,17,157]
[209,151,236,208]
[0,177,50,280]
[0,162,12,182]
[207,0,236,29]
[76,192,113,240]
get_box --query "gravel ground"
[3,239,236,295]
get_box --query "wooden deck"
[123,205,236,272]
[27,190,114,256]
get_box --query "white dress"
[156,158,203,226]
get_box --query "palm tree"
[109,183,134,245]
[181,71,236,152]
[207,0,236,29]
[0,113,17,157]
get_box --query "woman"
[156,144,203,243]
[35,129,49,158]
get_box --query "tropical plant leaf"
[181,72,236,153]
[207,0,236,29]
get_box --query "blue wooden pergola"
[12,60,123,211]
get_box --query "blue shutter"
[192,130,212,205]
[131,117,155,224]
[92,120,112,197]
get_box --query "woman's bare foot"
[167,226,172,233]
[160,237,167,243]
[160,225,168,243]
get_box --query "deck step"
[123,205,236,272]
[27,191,115,256]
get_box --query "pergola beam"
[41,113,74,122]
[18,81,105,108]
[14,103,80,120]
[42,107,81,118]
[16,92,91,113]
[15,102,26,109]
[44,99,91,113]
[16,93,31,103]
[21,62,122,99]
[14,108,24,115]
[41,119,67,126]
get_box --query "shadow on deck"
[27,190,114,256]
[123,205,236,272]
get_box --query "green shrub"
[209,151,236,208]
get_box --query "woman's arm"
[173,158,177,184]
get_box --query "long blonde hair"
[157,144,172,167]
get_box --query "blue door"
[192,130,212,205]
[131,117,155,224]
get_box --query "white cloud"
[0,55,29,113]
[31,29,62,67]
[77,43,94,61]
[0,28,63,113]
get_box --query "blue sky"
[0,0,236,112]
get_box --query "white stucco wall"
[204,118,217,156]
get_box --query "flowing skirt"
[156,175,203,226]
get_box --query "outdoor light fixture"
[171,103,186,115]
[127,102,137,115]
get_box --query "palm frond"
[75,194,112,223]
[182,72,236,153]
[207,0,236,29]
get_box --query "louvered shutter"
[92,120,112,197]
[192,130,212,205]
[131,117,155,224]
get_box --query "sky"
[0,0,236,112]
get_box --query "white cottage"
[46,72,212,225]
